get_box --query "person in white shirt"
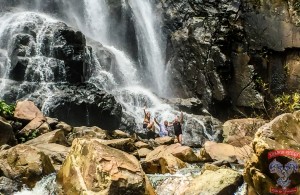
[154,118,170,137]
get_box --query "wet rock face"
[0,176,21,194]
[1,12,123,131]
[182,115,223,147]
[243,0,300,51]
[160,0,241,110]
[159,0,300,115]
[46,84,122,131]
[7,20,87,84]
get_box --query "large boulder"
[164,143,199,163]
[154,136,174,145]
[137,148,152,158]
[182,115,223,147]
[57,138,146,195]
[0,117,15,146]
[25,129,69,146]
[47,83,122,131]
[24,130,70,171]
[183,168,243,195]
[33,143,69,172]
[166,98,204,114]
[67,126,109,144]
[0,144,55,188]
[135,141,151,149]
[95,138,136,153]
[203,141,253,164]
[244,112,300,195]
[141,145,186,174]
[13,100,44,121]
[222,118,266,147]
[18,116,49,136]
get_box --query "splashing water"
[14,173,57,195]
[234,182,248,195]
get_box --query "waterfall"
[128,0,167,96]
[0,0,220,139]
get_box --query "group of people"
[143,107,183,144]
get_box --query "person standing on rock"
[143,106,155,131]
[154,117,170,137]
[172,111,183,144]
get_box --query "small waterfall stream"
[14,174,57,195]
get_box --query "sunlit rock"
[95,138,136,153]
[0,144,55,188]
[135,141,151,149]
[203,141,253,164]
[18,116,49,136]
[222,118,266,147]
[183,168,243,195]
[154,136,174,145]
[25,129,69,146]
[244,112,300,195]
[14,100,44,121]
[111,129,131,139]
[32,143,69,172]
[57,138,146,195]
[138,148,152,158]
[66,126,108,144]
[141,145,186,174]
[164,143,199,163]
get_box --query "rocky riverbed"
[0,100,299,194]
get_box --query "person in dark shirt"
[172,111,183,144]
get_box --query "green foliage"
[274,92,300,114]
[255,77,269,92]
[19,129,40,143]
[0,100,15,118]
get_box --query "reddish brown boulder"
[14,101,43,121]
[203,141,253,164]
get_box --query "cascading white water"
[14,173,57,195]
[0,12,65,100]
[0,0,218,137]
[128,0,167,96]
[62,0,176,127]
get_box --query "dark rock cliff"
[158,0,300,119]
